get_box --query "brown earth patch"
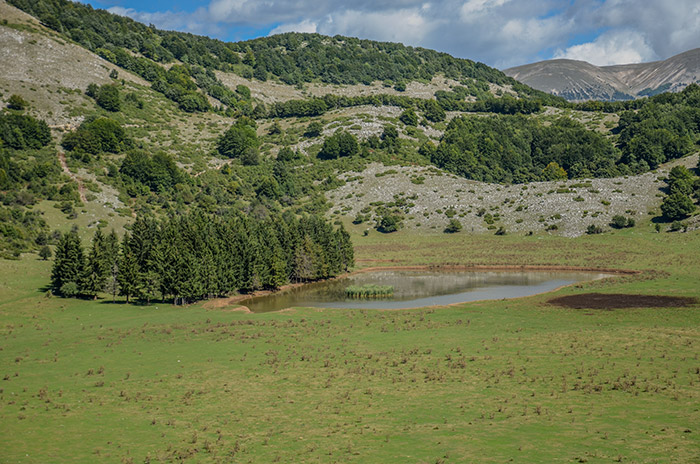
[549,293,698,310]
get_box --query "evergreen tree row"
[50,212,354,304]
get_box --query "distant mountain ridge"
[504,48,700,101]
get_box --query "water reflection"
[238,270,607,313]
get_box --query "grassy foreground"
[1,227,699,463]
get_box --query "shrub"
[39,245,52,260]
[0,113,51,149]
[423,99,445,122]
[59,281,79,297]
[120,150,186,192]
[85,83,99,98]
[610,215,627,229]
[178,92,210,112]
[236,85,251,99]
[399,108,418,126]
[217,119,259,159]
[542,162,568,181]
[661,192,695,220]
[353,214,368,224]
[376,213,401,233]
[318,131,358,159]
[444,219,462,233]
[304,121,323,138]
[586,224,603,235]
[62,117,129,155]
[7,94,28,111]
[95,84,120,112]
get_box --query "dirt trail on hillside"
[57,151,87,203]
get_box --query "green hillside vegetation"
[8,0,562,115]
[430,114,622,183]
[9,0,545,91]
[1,0,699,265]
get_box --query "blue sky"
[83,0,700,69]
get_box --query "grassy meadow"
[1,227,699,463]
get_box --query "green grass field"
[1,228,699,463]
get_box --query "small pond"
[238,269,608,313]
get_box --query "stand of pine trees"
[50,212,353,305]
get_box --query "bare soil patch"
[549,293,697,309]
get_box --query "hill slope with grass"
[0,0,699,261]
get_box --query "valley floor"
[1,228,699,463]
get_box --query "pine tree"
[51,229,85,296]
[293,235,321,282]
[259,223,287,289]
[104,230,120,302]
[81,229,109,299]
[334,226,354,272]
[39,245,52,261]
[156,221,179,302]
[117,233,140,304]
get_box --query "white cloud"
[107,6,215,35]
[460,0,510,19]
[317,8,433,45]
[554,30,655,66]
[269,19,317,36]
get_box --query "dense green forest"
[429,115,622,183]
[51,212,353,304]
[7,0,513,85]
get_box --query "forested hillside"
[7,0,562,113]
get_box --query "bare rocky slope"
[0,0,146,126]
[326,155,698,238]
[505,48,700,101]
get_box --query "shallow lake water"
[238,269,608,313]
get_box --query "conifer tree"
[46,210,353,304]
[293,234,321,282]
[51,229,85,296]
[334,226,354,272]
[117,233,140,303]
[81,229,110,299]
[104,229,120,302]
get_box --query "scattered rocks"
[326,155,698,237]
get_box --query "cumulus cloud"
[104,0,700,68]
[269,19,318,36]
[460,0,511,19]
[554,30,655,66]
[317,8,434,45]
[107,6,216,36]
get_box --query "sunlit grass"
[1,227,699,462]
